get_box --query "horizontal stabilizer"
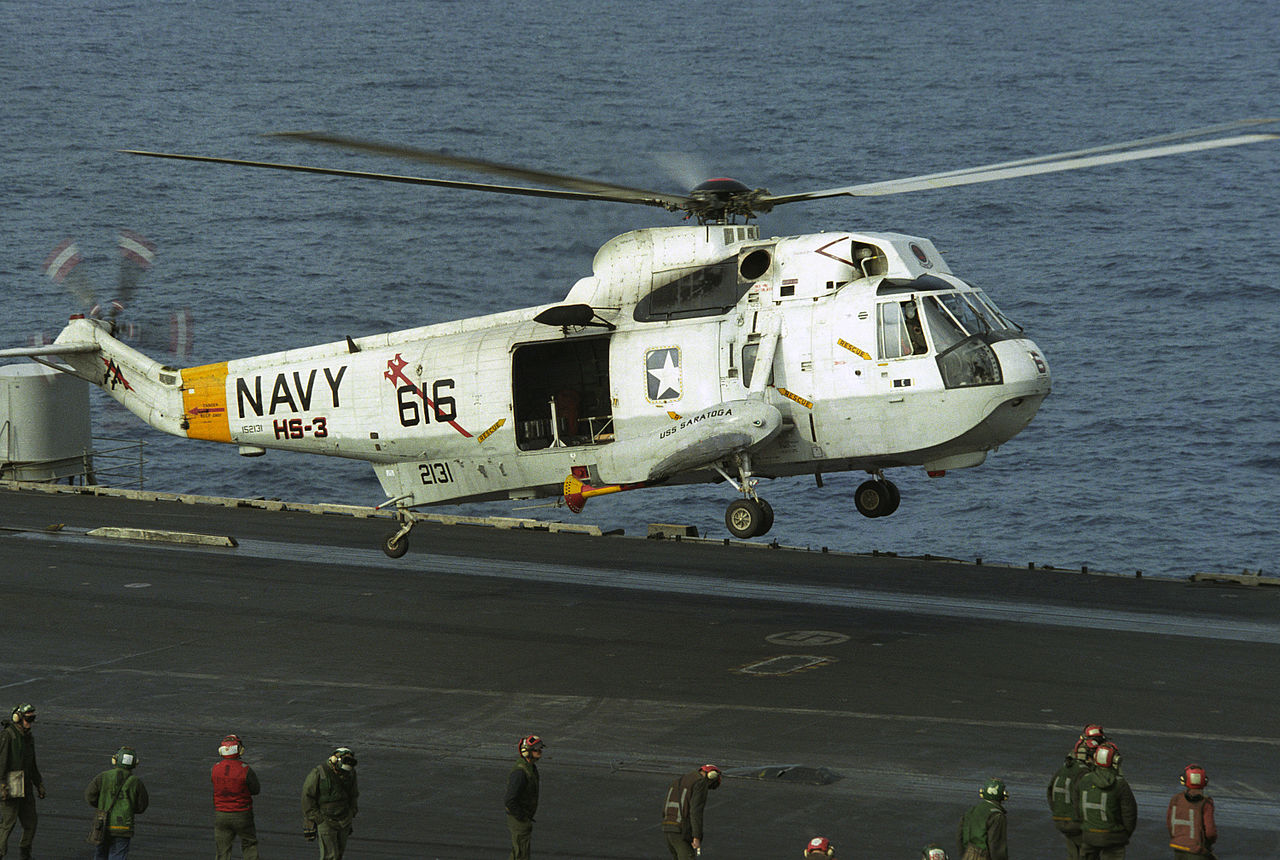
[0,343,100,358]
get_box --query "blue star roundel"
[646,347,682,401]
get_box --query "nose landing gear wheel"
[726,497,773,539]
[854,479,900,518]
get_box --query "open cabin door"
[511,335,614,450]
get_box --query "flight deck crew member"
[958,778,1008,860]
[0,704,45,860]
[660,763,722,860]
[212,733,261,860]
[1167,764,1216,859]
[302,747,359,859]
[1048,736,1099,860]
[1077,742,1136,860]
[84,745,149,860]
[505,735,543,860]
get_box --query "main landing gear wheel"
[726,497,773,539]
[854,479,900,518]
[382,530,409,558]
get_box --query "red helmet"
[804,836,834,856]
[1081,724,1107,742]
[699,763,722,782]
[1093,742,1121,769]
[1181,764,1208,790]
[218,734,243,757]
[1072,736,1100,762]
[519,735,545,755]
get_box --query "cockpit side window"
[877,298,928,359]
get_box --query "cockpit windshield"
[877,286,1023,362]
[915,289,1020,345]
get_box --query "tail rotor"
[40,232,195,360]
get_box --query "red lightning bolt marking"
[102,357,134,391]
[384,353,473,438]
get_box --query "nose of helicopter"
[970,338,1052,447]
[993,337,1052,393]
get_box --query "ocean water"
[2,0,1277,578]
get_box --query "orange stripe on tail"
[181,361,231,443]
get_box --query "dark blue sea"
[3,0,1277,579]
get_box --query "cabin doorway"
[512,335,614,451]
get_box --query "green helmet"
[980,777,1008,802]
[112,746,139,769]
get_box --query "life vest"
[1048,759,1085,830]
[212,758,254,812]
[1079,772,1129,835]
[1168,792,1213,854]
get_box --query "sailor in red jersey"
[211,733,261,860]
[1167,764,1217,859]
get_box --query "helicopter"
[2,119,1275,557]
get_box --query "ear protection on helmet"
[1181,764,1207,789]
[112,746,138,768]
[980,778,1008,801]
[519,735,545,757]
[330,747,357,770]
[921,845,949,860]
[699,763,721,781]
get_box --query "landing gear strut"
[715,452,774,539]
[854,473,900,518]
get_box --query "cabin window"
[633,259,751,322]
[877,299,928,359]
[512,336,614,451]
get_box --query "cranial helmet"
[112,746,138,769]
[1181,764,1208,790]
[519,735,545,756]
[700,763,723,788]
[1073,736,1100,762]
[921,845,950,860]
[219,734,243,757]
[1081,724,1107,742]
[330,747,357,771]
[1093,742,1121,769]
[11,704,36,724]
[980,777,1008,802]
[804,836,835,856]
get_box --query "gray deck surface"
[2,486,1277,859]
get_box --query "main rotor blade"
[120,149,685,209]
[765,118,1280,205]
[272,131,692,208]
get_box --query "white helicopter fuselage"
[44,223,1050,512]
